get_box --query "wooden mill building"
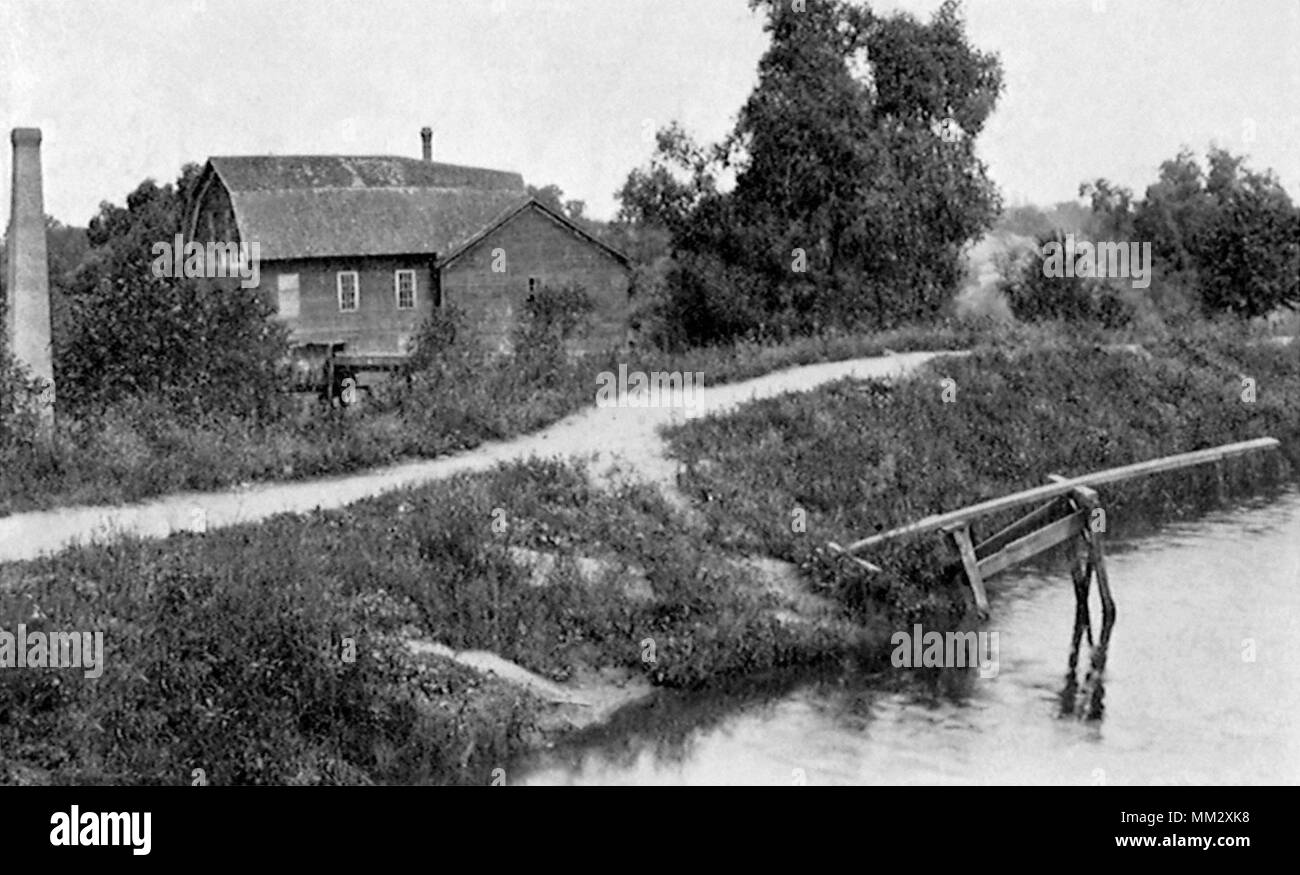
[186,129,632,393]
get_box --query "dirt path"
[0,350,950,563]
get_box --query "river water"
[517,491,1300,785]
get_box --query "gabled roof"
[195,155,530,261]
[438,198,632,270]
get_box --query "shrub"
[1001,230,1136,328]
[57,166,290,419]
[0,354,46,448]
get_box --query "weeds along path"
[0,351,951,564]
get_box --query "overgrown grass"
[0,457,843,785]
[7,317,1294,785]
[0,320,1001,516]
[664,321,1300,624]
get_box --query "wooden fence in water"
[828,436,1280,616]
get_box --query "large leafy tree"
[1187,151,1299,319]
[618,0,1004,342]
[1120,148,1299,319]
[58,165,288,418]
[1131,149,1213,287]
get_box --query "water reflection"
[1059,525,1117,720]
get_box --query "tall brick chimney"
[420,126,433,162]
[5,127,56,442]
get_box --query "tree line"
[4,0,1296,427]
[1002,147,1300,327]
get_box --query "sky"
[2,0,1298,227]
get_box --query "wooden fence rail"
[832,437,1280,557]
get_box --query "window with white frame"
[395,269,416,309]
[337,271,359,312]
[276,273,300,319]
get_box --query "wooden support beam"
[976,509,1088,579]
[1067,487,1116,623]
[974,497,1070,559]
[825,542,882,573]
[1067,485,1100,513]
[945,524,989,618]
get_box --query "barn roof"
[208,155,523,192]
[200,155,530,260]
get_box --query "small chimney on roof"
[420,127,433,162]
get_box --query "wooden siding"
[440,205,631,353]
[262,256,438,355]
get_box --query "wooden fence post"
[945,523,990,619]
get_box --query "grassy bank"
[6,320,1294,785]
[0,321,995,517]
[0,457,848,786]
[665,321,1299,624]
